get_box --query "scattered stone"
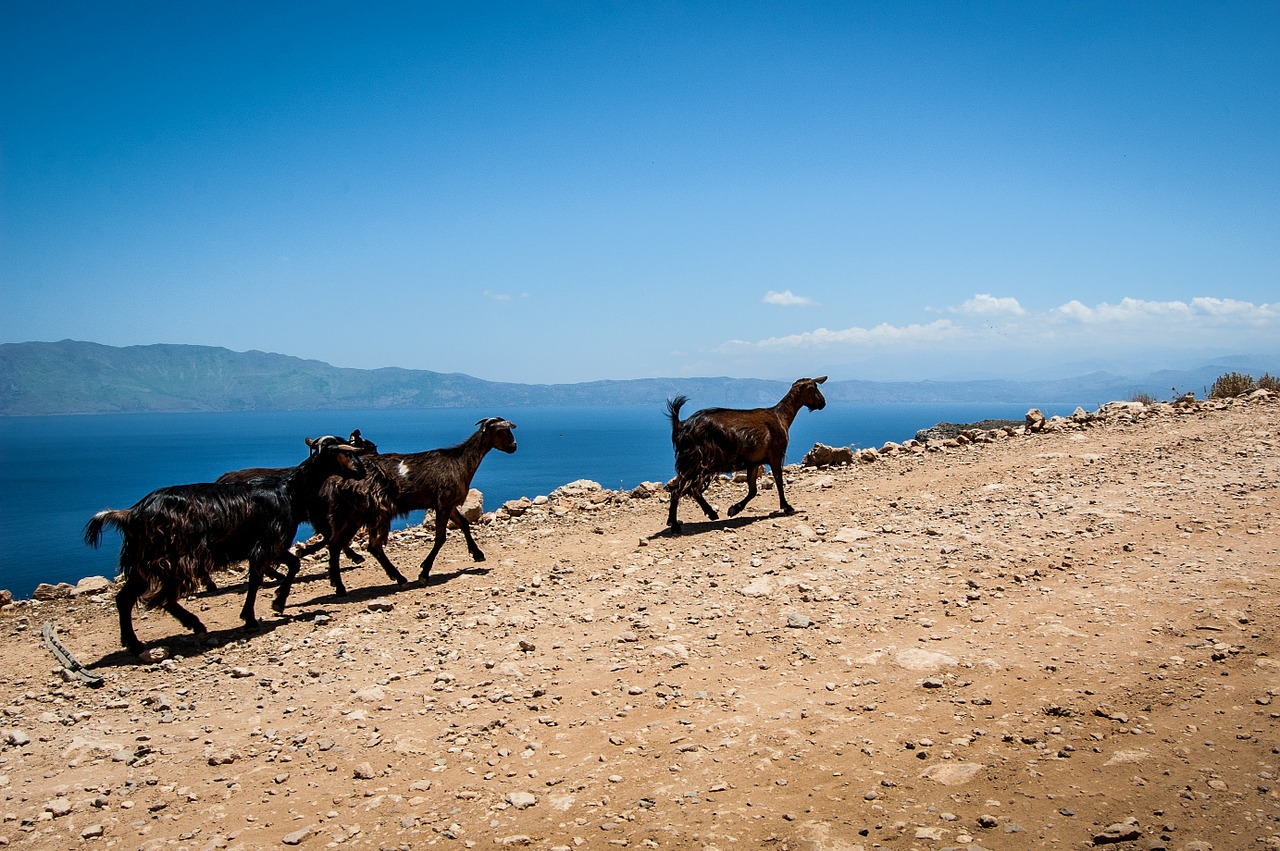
[507,791,537,809]
[1093,818,1142,844]
[353,762,376,780]
[281,824,315,845]
[32,583,73,601]
[45,797,72,817]
[802,443,855,467]
[786,613,812,629]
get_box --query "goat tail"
[84,509,128,548]
[665,395,689,435]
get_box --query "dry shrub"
[1209,371,1255,399]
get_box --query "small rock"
[507,791,537,809]
[1093,818,1142,844]
[353,762,376,780]
[80,824,105,839]
[4,731,30,747]
[32,582,73,601]
[281,824,315,845]
[367,600,394,613]
[786,613,812,629]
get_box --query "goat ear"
[814,376,828,384]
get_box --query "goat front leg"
[771,460,795,515]
[452,508,485,562]
[728,466,760,517]
[417,509,449,583]
[271,551,303,613]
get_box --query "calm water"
[0,401,1065,598]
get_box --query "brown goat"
[665,376,827,533]
[287,418,518,602]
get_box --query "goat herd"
[85,377,828,661]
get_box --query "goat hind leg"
[728,466,760,517]
[366,524,408,586]
[115,574,149,657]
[161,594,207,637]
[690,486,719,520]
[417,511,449,583]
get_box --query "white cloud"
[718,294,1279,365]
[763,289,816,307]
[483,290,530,302]
[728,319,961,351]
[953,294,1026,316]
[1050,296,1277,325]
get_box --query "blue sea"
[0,402,1068,598]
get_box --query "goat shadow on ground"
[649,510,798,539]
[85,615,294,672]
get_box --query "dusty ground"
[2,395,1279,851]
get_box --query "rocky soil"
[2,394,1278,851]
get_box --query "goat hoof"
[727,506,742,517]
[334,586,348,597]
[349,553,365,564]
[472,552,486,563]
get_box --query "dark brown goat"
[665,376,827,533]
[300,418,517,597]
[216,429,378,574]
[84,436,366,660]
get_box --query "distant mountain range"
[0,340,1272,416]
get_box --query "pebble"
[786,613,812,629]
[281,824,314,845]
[507,791,537,809]
[1093,818,1142,844]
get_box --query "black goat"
[665,376,827,533]
[217,429,378,570]
[84,436,366,660]
[292,418,517,599]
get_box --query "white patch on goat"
[398,461,410,480]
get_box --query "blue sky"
[2,2,1277,384]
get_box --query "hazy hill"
[0,339,1271,415]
